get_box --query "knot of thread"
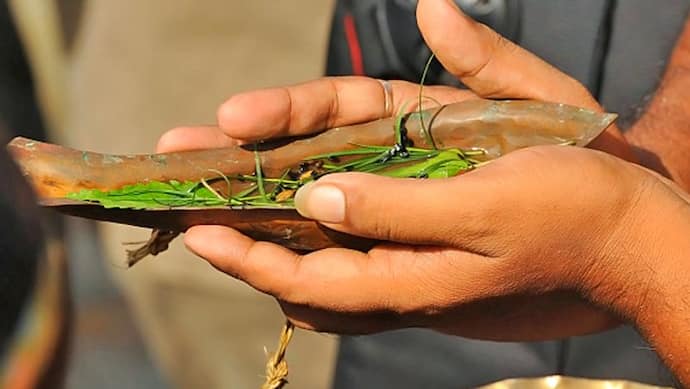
[261,321,295,389]
[125,229,179,267]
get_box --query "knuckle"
[323,78,341,129]
[561,76,597,106]
[466,23,501,78]
[369,215,399,241]
[281,86,296,133]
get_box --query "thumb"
[416,0,635,161]
[416,0,596,108]
[293,172,497,246]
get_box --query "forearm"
[620,188,690,385]
[626,18,690,192]
[636,215,690,385]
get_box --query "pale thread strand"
[260,320,295,389]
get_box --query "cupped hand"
[188,145,672,341]
[155,0,660,339]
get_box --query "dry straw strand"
[261,320,295,389]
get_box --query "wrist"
[578,173,690,316]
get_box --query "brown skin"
[626,17,690,191]
[158,0,690,384]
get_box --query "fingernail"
[294,182,346,223]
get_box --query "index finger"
[216,76,474,142]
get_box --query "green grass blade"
[418,53,438,149]
[254,146,267,198]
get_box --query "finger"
[277,245,503,333]
[185,226,501,324]
[157,126,238,153]
[217,77,474,142]
[293,171,509,253]
[417,0,595,107]
[184,224,396,311]
[416,0,635,161]
[278,260,618,338]
[186,225,617,338]
[184,225,304,296]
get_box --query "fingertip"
[416,0,459,21]
[156,126,237,153]
[156,127,190,153]
[417,0,470,40]
[216,94,247,131]
[293,181,313,218]
[183,225,302,296]
[183,225,221,256]
[183,225,251,268]
[294,180,346,223]
[294,172,400,234]
[417,0,487,74]
[217,88,290,141]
